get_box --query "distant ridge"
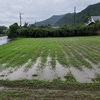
[35,15,64,26]
[35,2,100,26]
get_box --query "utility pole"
[74,6,76,26]
[34,20,36,26]
[19,12,23,27]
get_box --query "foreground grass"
[0,88,100,100]
[0,79,100,90]
[0,78,100,99]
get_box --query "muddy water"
[70,67,92,83]
[26,57,41,79]
[31,57,69,81]
[0,36,9,45]
[37,56,57,80]
[0,56,100,83]
[70,60,100,83]
[0,67,16,80]
[7,59,32,80]
[55,61,69,80]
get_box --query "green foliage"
[0,37,100,70]
[64,73,76,82]
[56,2,100,25]
[35,15,64,26]
[0,37,100,69]
[8,23,19,38]
[0,26,7,34]
[7,22,100,38]
[0,79,100,90]
[29,3,100,26]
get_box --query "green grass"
[0,79,100,90]
[0,87,100,100]
[0,36,100,69]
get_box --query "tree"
[8,23,19,38]
[0,26,7,34]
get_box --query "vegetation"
[0,37,100,69]
[0,36,100,99]
[0,2,100,100]
[35,15,64,26]
[0,78,100,99]
[0,79,100,90]
[7,23,19,38]
[7,21,100,38]
[0,26,7,37]
[35,2,100,26]
[0,86,100,100]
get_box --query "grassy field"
[0,36,100,68]
[0,36,100,99]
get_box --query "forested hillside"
[35,15,64,26]
[35,2,100,26]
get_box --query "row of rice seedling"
[67,44,92,69]
[68,38,100,63]
[0,38,43,69]
[0,36,100,72]
[73,43,100,64]
[57,39,82,69]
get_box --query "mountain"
[55,13,74,26]
[35,15,64,26]
[76,2,100,23]
[56,2,100,25]
[35,2,100,26]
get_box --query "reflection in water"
[55,61,69,80]
[0,36,9,45]
[0,56,100,83]
[70,67,92,83]
[38,56,57,80]
[26,57,41,79]
[7,59,32,80]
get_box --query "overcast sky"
[0,0,99,26]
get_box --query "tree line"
[0,26,7,36]
[1,21,100,38]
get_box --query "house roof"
[86,16,100,26]
[91,16,100,21]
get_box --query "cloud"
[0,0,99,26]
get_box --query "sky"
[0,0,99,26]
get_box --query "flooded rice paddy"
[0,37,100,83]
[0,56,100,83]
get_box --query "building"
[86,16,100,25]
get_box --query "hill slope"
[56,2,100,25]
[56,3,100,25]
[35,15,64,26]
[55,13,74,26]
[35,2,100,26]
